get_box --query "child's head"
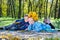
[24,14,29,22]
[28,12,38,24]
[28,12,38,21]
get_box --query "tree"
[0,0,2,17]
[38,0,43,18]
[49,0,54,18]
[28,0,32,13]
[54,0,58,19]
[22,0,24,17]
[7,0,11,17]
[18,0,21,19]
[45,0,48,18]
[11,0,16,18]
[58,0,60,19]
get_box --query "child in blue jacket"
[28,18,55,32]
[27,12,56,32]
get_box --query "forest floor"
[0,17,60,29]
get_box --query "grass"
[0,17,60,29]
[0,17,16,27]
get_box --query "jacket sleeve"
[15,19,24,23]
[28,24,33,31]
[33,22,43,32]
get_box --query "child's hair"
[28,12,38,21]
[24,14,28,17]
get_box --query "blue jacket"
[4,19,29,30]
[28,22,55,32]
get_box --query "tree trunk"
[49,0,54,18]
[45,0,48,18]
[0,0,2,17]
[7,0,11,17]
[28,0,30,13]
[58,0,60,19]
[44,0,46,18]
[54,0,58,19]
[18,0,21,19]
[38,0,42,18]
[12,0,16,18]
[23,0,24,17]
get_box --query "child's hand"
[28,18,34,24]
[44,18,51,24]
[46,18,51,24]
[25,28,28,30]
[15,22,20,24]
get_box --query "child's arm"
[27,24,33,31]
[14,19,24,24]
[14,22,20,24]
[34,22,43,32]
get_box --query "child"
[3,14,29,30]
[27,12,55,32]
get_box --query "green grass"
[0,17,60,29]
[39,18,60,29]
[52,19,60,29]
[0,17,16,27]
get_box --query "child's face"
[24,16,29,22]
[28,18,34,24]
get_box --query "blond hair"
[28,12,38,21]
